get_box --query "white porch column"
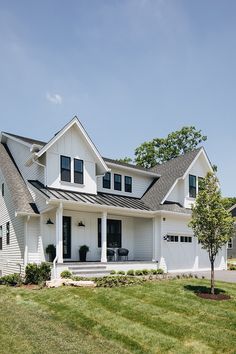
[101,211,107,263]
[56,202,63,263]
[152,217,158,262]
[193,236,199,271]
[24,216,30,266]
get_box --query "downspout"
[24,215,31,267]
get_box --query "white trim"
[228,204,236,212]
[35,116,109,174]
[105,161,160,177]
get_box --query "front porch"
[40,202,160,267]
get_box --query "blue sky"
[0,0,235,196]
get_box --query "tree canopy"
[189,172,234,294]
[134,126,207,168]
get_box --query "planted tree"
[189,172,234,294]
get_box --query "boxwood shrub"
[95,276,146,288]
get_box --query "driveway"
[192,270,236,283]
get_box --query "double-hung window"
[114,174,122,191]
[125,176,132,193]
[189,175,197,198]
[74,159,84,184]
[61,156,71,182]
[103,172,111,189]
[0,226,2,250]
[1,183,4,197]
[228,238,233,249]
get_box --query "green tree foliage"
[135,126,207,168]
[222,197,236,210]
[189,172,234,294]
[116,157,133,164]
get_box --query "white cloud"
[46,92,62,105]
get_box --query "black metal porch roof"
[29,180,151,211]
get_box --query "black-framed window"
[167,235,178,242]
[98,219,122,248]
[189,175,196,198]
[125,176,132,193]
[74,159,84,184]
[114,174,122,191]
[0,226,2,250]
[61,156,71,182]
[180,236,192,243]
[6,222,10,245]
[103,172,111,189]
[1,183,4,197]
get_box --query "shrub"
[60,270,72,279]
[135,270,143,276]
[229,264,236,270]
[142,269,150,275]
[157,268,164,274]
[150,269,157,275]
[0,273,22,286]
[110,270,116,275]
[117,270,126,275]
[127,269,135,276]
[95,276,146,288]
[25,262,51,284]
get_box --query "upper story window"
[114,174,122,191]
[74,159,84,184]
[189,175,197,198]
[103,172,111,189]
[125,176,132,193]
[228,238,233,249]
[6,222,10,245]
[61,156,71,182]
[0,226,2,250]
[1,183,4,197]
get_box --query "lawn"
[0,279,236,354]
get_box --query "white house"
[0,117,226,277]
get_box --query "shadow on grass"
[184,285,225,295]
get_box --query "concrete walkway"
[189,270,236,283]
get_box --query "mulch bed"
[197,293,231,301]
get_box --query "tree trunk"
[210,260,215,295]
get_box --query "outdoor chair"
[107,248,115,261]
[117,248,129,261]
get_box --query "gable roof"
[0,143,39,215]
[2,132,46,147]
[103,157,160,177]
[141,148,203,210]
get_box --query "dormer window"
[189,175,196,198]
[125,176,132,193]
[103,172,111,189]
[61,156,71,182]
[114,174,122,191]
[74,159,84,184]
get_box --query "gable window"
[114,174,122,191]
[6,222,10,245]
[125,176,132,193]
[98,219,122,248]
[0,226,2,250]
[228,238,233,249]
[74,159,84,184]
[167,235,179,242]
[103,172,111,189]
[189,175,197,198]
[180,236,192,243]
[61,156,71,182]
[1,183,4,197]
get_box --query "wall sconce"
[46,218,54,225]
[78,221,85,227]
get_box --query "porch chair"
[107,248,115,261]
[117,248,129,261]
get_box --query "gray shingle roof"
[103,157,153,173]
[0,143,39,214]
[141,148,202,210]
[29,180,151,211]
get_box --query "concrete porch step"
[68,265,107,271]
[71,269,111,275]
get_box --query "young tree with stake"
[189,172,234,294]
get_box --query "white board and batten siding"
[0,170,25,276]
[46,126,97,194]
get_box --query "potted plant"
[46,244,56,262]
[79,245,89,262]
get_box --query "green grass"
[0,279,236,354]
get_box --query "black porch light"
[46,218,54,225]
[78,221,85,227]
